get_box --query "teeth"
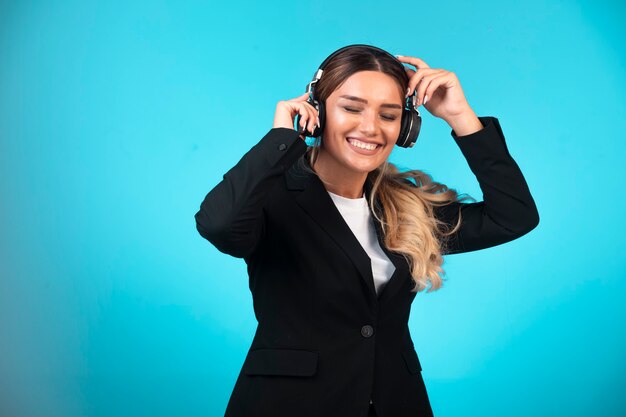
[348,138,378,150]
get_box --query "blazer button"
[361,325,374,338]
[278,143,287,151]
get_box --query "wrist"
[273,118,294,130]
[446,108,483,136]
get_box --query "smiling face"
[317,70,404,177]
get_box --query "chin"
[344,158,383,174]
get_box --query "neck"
[312,149,368,199]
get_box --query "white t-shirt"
[327,190,396,295]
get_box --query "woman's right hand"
[273,92,320,140]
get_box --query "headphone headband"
[306,44,418,113]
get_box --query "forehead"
[331,70,403,104]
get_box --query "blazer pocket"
[243,348,319,377]
[401,347,423,374]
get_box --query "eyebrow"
[339,95,402,109]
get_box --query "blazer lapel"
[292,166,378,297]
[285,155,410,301]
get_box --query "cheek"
[382,143,396,156]
[381,124,401,147]
[326,108,351,129]
[387,120,402,135]
[323,110,352,146]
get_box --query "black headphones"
[295,44,421,148]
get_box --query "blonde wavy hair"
[301,45,476,293]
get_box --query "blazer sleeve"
[194,127,308,258]
[434,116,540,255]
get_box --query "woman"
[195,44,539,417]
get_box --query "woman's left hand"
[396,55,473,122]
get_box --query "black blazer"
[195,116,539,417]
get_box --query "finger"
[298,104,316,134]
[289,92,309,107]
[307,104,320,133]
[395,55,431,69]
[302,101,320,128]
[407,68,444,98]
[416,72,448,105]
[293,100,314,132]
[401,64,415,78]
[291,92,318,127]
[296,104,309,130]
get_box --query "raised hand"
[273,92,320,140]
[396,55,473,123]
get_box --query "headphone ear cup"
[397,109,411,147]
[407,111,422,146]
[396,109,421,148]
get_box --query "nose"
[359,109,380,137]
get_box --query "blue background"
[1,0,625,416]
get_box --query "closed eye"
[343,107,398,121]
